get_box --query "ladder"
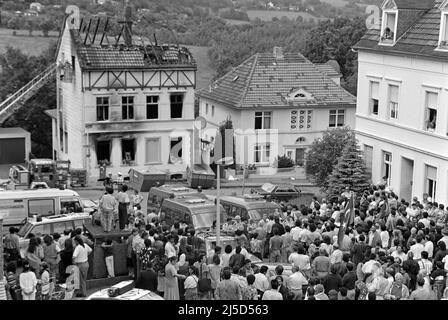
[0,63,57,124]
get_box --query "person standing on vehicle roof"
[117,184,130,230]
[99,187,117,233]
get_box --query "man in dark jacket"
[229,246,245,270]
[272,217,285,236]
[323,264,342,295]
[351,234,369,265]
[402,251,420,291]
[135,262,158,292]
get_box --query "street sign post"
[215,158,233,246]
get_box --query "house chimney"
[273,46,283,59]
[123,3,133,47]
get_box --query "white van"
[0,188,85,231]
[17,213,92,258]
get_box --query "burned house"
[50,9,197,183]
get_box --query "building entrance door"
[400,157,414,202]
[295,148,305,167]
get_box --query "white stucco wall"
[199,95,356,166]
[356,50,448,205]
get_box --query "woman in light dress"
[164,256,186,300]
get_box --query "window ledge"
[95,164,113,168]
[378,40,395,46]
[144,162,162,165]
[254,162,270,167]
[121,162,137,167]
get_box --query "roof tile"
[198,52,355,109]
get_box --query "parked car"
[197,232,263,264]
[86,281,164,300]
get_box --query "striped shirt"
[418,259,433,276]
[0,279,7,300]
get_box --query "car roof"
[0,188,80,199]
[220,195,281,208]
[254,262,292,270]
[87,288,163,300]
[29,159,55,165]
[26,213,90,225]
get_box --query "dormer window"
[380,11,397,44]
[286,88,314,102]
[438,2,448,50]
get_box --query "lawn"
[0,28,58,56]
[320,0,349,7]
[246,10,326,22]
[224,19,251,25]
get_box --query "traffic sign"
[215,157,234,166]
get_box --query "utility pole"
[216,164,221,247]
[0,215,5,301]
[0,216,3,280]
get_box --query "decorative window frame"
[285,88,314,102]
[379,0,398,46]
[436,0,448,51]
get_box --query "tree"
[326,137,370,196]
[0,43,57,158]
[303,17,366,95]
[305,127,355,190]
[40,19,53,37]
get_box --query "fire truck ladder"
[0,63,57,124]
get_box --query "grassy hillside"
[246,10,326,22]
[0,28,58,56]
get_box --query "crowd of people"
[2,181,448,301]
[2,226,93,300]
[102,183,448,301]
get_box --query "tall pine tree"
[327,138,370,196]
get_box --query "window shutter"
[371,82,379,100]
[426,165,437,181]
[426,92,438,109]
[389,85,398,102]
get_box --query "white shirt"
[184,275,198,289]
[287,271,308,290]
[58,235,70,250]
[410,243,425,260]
[19,271,37,295]
[289,252,311,270]
[220,253,232,268]
[231,247,250,259]
[73,244,92,264]
[262,289,283,300]
[380,231,390,248]
[291,227,302,242]
[419,218,430,229]
[391,251,407,263]
[440,236,448,249]
[254,273,270,292]
[442,255,448,272]
[424,241,434,259]
[165,242,177,258]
